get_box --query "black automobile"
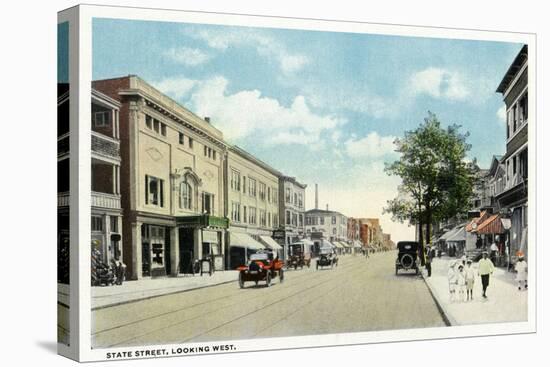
[316,247,338,270]
[395,241,419,275]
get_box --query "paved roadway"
[92,251,446,349]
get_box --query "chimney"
[204,116,210,123]
[326,204,329,211]
[315,184,318,209]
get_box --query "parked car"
[238,251,284,288]
[286,242,312,270]
[395,241,419,275]
[316,247,338,270]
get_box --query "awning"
[353,241,363,248]
[229,232,265,250]
[447,226,466,242]
[332,241,344,248]
[477,214,505,234]
[339,241,351,248]
[259,235,283,251]
[440,226,461,241]
[466,210,489,232]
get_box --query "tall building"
[278,176,307,258]
[93,75,229,279]
[225,146,282,268]
[495,44,529,260]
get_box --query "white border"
[63,4,536,362]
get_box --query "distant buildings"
[278,176,307,259]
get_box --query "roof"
[476,214,505,234]
[496,45,528,94]
[280,175,307,189]
[305,208,344,216]
[229,145,282,177]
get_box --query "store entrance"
[179,228,195,274]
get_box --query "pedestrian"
[448,260,458,302]
[515,252,528,291]
[490,241,499,265]
[456,264,466,302]
[465,259,475,301]
[478,251,495,298]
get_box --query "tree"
[384,112,478,262]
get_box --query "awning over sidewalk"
[353,241,363,248]
[477,214,505,234]
[466,210,490,232]
[259,235,283,251]
[440,226,461,241]
[447,226,466,242]
[229,232,265,250]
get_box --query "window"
[213,150,216,160]
[273,212,278,227]
[145,114,166,137]
[273,188,278,204]
[188,137,193,148]
[259,182,266,201]
[93,111,110,127]
[202,192,214,214]
[320,217,325,225]
[231,169,241,191]
[145,115,152,129]
[249,207,257,225]
[91,216,103,232]
[306,216,312,225]
[286,188,291,203]
[294,193,298,205]
[286,210,291,225]
[268,212,271,227]
[179,132,184,145]
[242,177,247,194]
[268,187,271,202]
[145,175,164,207]
[298,193,303,208]
[292,213,298,226]
[519,149,528,180]
[153,119,160,133]
[243,206,247,223]
[512,105,517,133]
[110,216,118,232]
[180,182,192,210]
[204,146,208,156]
[333,228,337,235]
[299,214,303,227]
[332,216,337,224]
[231,202,241,222]
[249,178,257,197]
[260,210,266,227]
[161,123,166,136]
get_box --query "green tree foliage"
[384,112,478,254]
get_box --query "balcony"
[91,132,120,161]
[92,191,121,210]
[58,192,70,207]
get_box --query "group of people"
[447,251,527,302]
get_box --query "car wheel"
[266,272,271,287]
[279,268,284,283]
[238,272,244,289]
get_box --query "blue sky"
[92,18,523,242]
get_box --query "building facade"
[305,208,348,244]
[225,146,281,268]
[94,75,228,279]
[90,89,123,264]
[495,44,529,260]
[278,176,307,258]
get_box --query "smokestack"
[315,184,318,209]
[326,204,329,211]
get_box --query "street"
[92,251,446,349]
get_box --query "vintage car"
[395,241,419,275]
[286,242,312,270]
[316,247,338,270]
[237,251,284,288]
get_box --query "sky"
[92,18,523,243]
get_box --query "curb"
[91,279,237,311]
[420,270,456,327]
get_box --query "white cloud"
[185,76,345,145]
[185,28,309,75]
[408,67,470,101]
[497,105,507,124]
[344,132,397,159]
[151,77,198,99]
[163,47,212,66]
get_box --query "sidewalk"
[422,257,527,326]
[90,270,238,310]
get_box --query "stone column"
[131,221,142,280]
[194,228,203,260]
[170,227,179,276]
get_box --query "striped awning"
[477,214,505,234]
[229,232,265,250]
[259,235,283,251]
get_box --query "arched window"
[180,181,192,210]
